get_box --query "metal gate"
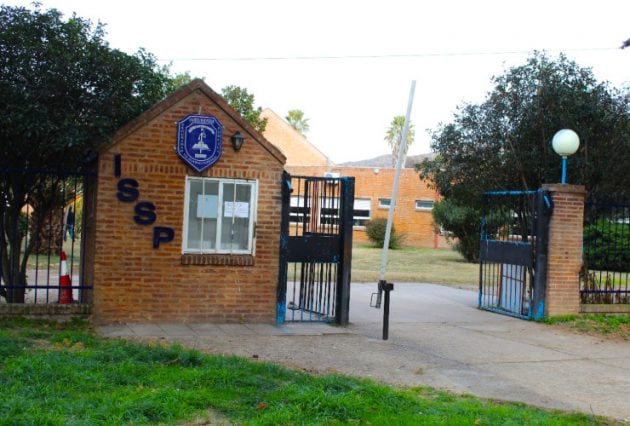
[479,190,553,319]
[277,172,354,324]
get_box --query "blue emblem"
[176,114,223,172]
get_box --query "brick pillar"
[542,184,586,317]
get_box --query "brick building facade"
[262,111,448,248]
[288,166,448,248]
[89,80,286,323]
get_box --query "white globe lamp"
[551,129,580,184]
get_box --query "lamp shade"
[552,129,580,157]
[231,131,245,151]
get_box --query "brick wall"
[287,165,449,248]
[92,81,285,324]
[543,184,586,317]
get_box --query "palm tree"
[385,116,415,167]
[285,109,310,135]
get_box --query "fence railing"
[0,168,93,305]
[581,200,630,305]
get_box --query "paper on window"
[224,201,249,218]
[197,195,218,218]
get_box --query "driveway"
[98,283,630,421]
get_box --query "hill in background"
[338,153,435,168]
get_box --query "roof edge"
[100,79,286,165]
[261,108,332,166]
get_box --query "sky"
[4,0,630,163]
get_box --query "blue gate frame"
[479,190,553,320]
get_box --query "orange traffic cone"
[58,250,73,304]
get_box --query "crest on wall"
[176,114,223,172]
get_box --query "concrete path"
[97,283,630,421]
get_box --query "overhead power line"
[158,47,619,62]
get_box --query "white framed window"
[353,198,371,228]
[378,198,391,209]
[183,176,257,254]
[415,199,434,210]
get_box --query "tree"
[221,85,267,133]
[285,109,310,134]
[418,52,630,262]
[385,116,415,167]
[0,5,172,302]
[164,70,195,93]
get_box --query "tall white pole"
[379,80,416,282]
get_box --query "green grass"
[542,314,630,339]
[0,318,612,425]
[352,245,478,288]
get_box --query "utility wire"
[158,47,619,62]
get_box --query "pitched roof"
[261,108,331,166]
[100,79,286,165]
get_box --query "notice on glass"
[197,195,218,219]
[224,201,249,218]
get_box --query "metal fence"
[581,200,630,304]
[0,168,93,304]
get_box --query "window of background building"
[353,198,371,228]
[415,199,434,210]
[378,198,391,209]
[183,177,257,254]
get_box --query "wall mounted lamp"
[231,131,245,151]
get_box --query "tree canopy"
[419,52,630,261]
[221,85,267,133]
[0,5,173,302]
[0,4,172,170]
[385,115,415,166]
[285,109,310,134]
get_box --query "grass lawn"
[0,318,611,425]
[352,244,478,288]
[543,314,630,341]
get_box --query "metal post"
[561,156,567,184]
[532,190,553,320]
[276,172,292,324]
[378,81,416,282]
[380,280,394,340]
[336,177,355,326]
[372,80,416,339]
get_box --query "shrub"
[583,219,630,272]
[365,218,403,249]
[432,199,480,262]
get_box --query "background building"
[262,110,448,248]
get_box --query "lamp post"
[551,129,580,184]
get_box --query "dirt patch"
[547,322,630,343]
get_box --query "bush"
[365,218,403,249]
[584,219,630,272]
[432,199,480,262]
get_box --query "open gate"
[277,172,354,324]
[479,190,553,319]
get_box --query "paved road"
[98,283,630,421]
